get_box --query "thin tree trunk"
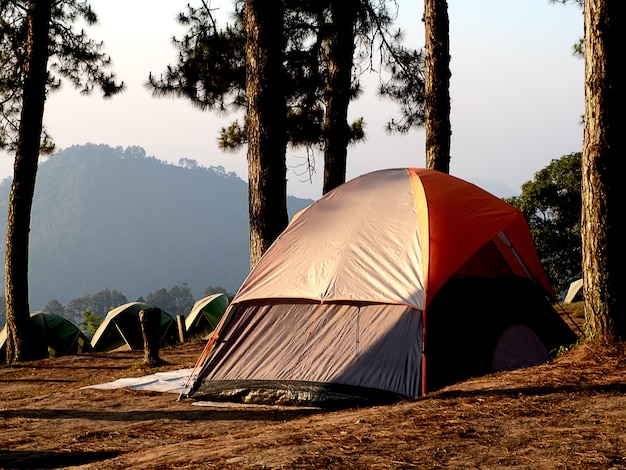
[139,307,163,365]
[581,0,625,341]
[5,0,52,363]
[423,0,451,173]
[322,0,357,195]
[245,0,288,268]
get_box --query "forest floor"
[2,302,626,469]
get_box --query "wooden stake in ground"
[139,307,163,365]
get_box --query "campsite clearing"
[1,304,626,469]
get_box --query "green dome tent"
[0,312,92,363]
[90,302,178,352]
[184,294,229,340]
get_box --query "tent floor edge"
[189,380,407,410]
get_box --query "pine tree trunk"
[244,0,288,268]
[581,0,626,341]
[322,1,357,195]
[424,0,451,173]
[5,0,52,363]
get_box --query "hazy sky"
[0,0,583,200]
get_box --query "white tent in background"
[564,279,583,304]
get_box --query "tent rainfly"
[90,302,178,352]
[180,168,578,407]
[0,311,92,363]
[185,293,229,340]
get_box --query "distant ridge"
[0,144,313,310]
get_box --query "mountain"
[469,178,517,199]
[0,144,313,310]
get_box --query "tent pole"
[421,309,428,396]
[113,321,132,349]
[178,304,236,400]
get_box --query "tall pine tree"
[423,0,451,172]
[581,0,625,341]
[0,0,124,362]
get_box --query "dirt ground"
[1,304,626,470]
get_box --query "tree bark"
[244,0,288,268]
[5,0,52,363]
[139,308,163,365]
[581,0,626,341]
[423,0,451,173]
[322,0,357,195]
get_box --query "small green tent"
[185,294,229,340]
[0,312,92,363]
[90,302,177,352]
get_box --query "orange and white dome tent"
[181,168,577,406]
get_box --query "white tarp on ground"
[82,368,193,393]
[83,369,322,409]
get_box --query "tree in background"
[203,284,235,303]
[148,1,424,262]
[42,299,64,317]
[580,0,625,341]
[64,289,128,325]
[146,283,195,318]
[149,1,421,181]
[148,0,289,267]
[320,1,425,194]
[0,0,124,363]
[506,153,582,296]
[38,284,201,335]
[321,0,359,194]
[78,309,101,337]
[423,0,451,172]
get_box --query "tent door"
[490,324,550,372]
